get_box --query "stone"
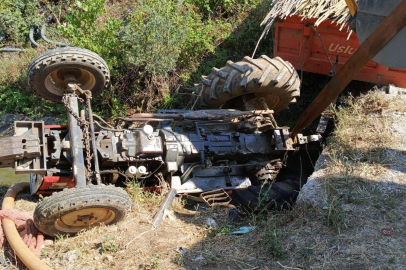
[0,124,11,136]
[206,218,217,228]
[388,84,406,95]
[192,255,204,262]
[44,239,54,246]
[297,152,329,207]
[104,254,113,262]
[41,117,57,125]
[63,250,79,263]
[0,114,20,123]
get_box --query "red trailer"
[274,15,406,87]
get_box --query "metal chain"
[62,94,86,125]
[62,94,94,183]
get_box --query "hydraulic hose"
[29,26,43,48]
[0,48,24,52]
[1,182,53,270]
[40,23,68,47]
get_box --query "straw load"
[261,0,357,35]
[251,0,356,55]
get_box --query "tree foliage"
[0,0,271,117]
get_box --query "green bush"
[0,0,42,46]
[0,0,273,118]
[187,0,253,18]
[59,0,215,77]
[122,0,215,76]
[59,0,219,115]
[60,0,123,68]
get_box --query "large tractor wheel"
[34,185,131,236]
[27,47,110,102]
[196,56,300,113]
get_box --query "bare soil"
[0,88,405,270]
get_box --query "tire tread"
[197,55,300,113]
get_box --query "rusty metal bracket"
[0,133,41,168]
[48,130,61,162]
[200,189,232,207]
[295,134,322,145]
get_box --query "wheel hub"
[54,207,116,233]
[45,68,96,97]
[76,213,94,222]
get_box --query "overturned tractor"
[0,47,320,236]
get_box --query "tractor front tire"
[34,185,131,236]
[27,47,110,102]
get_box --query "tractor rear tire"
[27,47,110,102]
[196,56,300,113]
[34,185,131,236]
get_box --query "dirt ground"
[0,88,405,270]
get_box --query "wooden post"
[344,0,358,16]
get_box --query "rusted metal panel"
[13,121,47,174]
[39,175,75,190]
[0,135,41,168]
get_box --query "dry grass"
[1,89,406,270]
[289,89,406,270]
[327,90,405,178]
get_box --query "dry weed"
[288,90,406,270]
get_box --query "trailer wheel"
[34,185,131,236]
[196,56,300,113]
[27,47,110,102]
